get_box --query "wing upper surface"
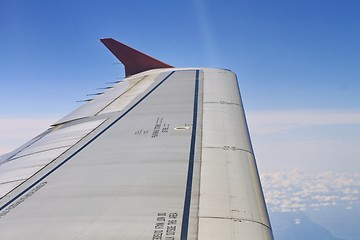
[0,40,273,240]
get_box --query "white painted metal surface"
[199,69,272,239]
[0,68,273,239]
[0,120,105,198]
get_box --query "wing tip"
[100,38,173,77]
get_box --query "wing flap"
[0,119,106,199]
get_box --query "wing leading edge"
[0,39,273,240]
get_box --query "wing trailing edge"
[100,38,173,77]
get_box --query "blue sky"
[1,1,359,239]
[1,0,359,114]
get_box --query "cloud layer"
[261,169,360,213]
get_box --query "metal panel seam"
[202,146,254,155]
[1,130,51,163]
[203,102,240,106]
[196,70,204,240]
[5,146,71,162]
[199,217,271,229]
[0,119,107,204]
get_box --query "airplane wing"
[0,38,273,240]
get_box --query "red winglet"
[100,38,173,77]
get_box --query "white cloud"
[261,169,360,213]
[294,218,301,224]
